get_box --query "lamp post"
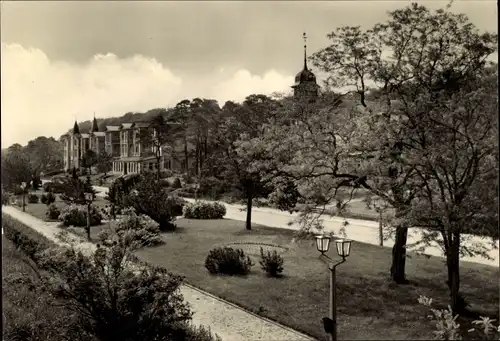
[20,182,27,212]
[315,235,352,341]
[84,192,93,241]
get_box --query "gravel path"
[90,185,499,267]
[2,206,316,341]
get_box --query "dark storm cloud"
[2,1,497,76]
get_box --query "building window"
[166,159,172,170]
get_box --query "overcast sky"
[1,0,497,148]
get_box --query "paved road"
[2,206,316,341]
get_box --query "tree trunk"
[246,190,253,231]
[156,157,161,183]
[446,232,462,314]
[390,224,409,284]
[195,139,200,176]
[184,135,189,174]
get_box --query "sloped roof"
[105,126,121,132]
[93,132,105,137]
[121,123,134,129]
[81,133,90,138]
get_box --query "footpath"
[92,185,499,267]
[2,206,316,341]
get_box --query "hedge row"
[2,213,54,260]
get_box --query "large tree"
[1,145,33,191]
[208,94,280,230]
[405,65,498,314]
[81,149,98,175]
[24,136,63,175]
[305,2,497,283]
[95,150,113,175]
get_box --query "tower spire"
[303,32,308,70]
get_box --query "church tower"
[291,32,320,102]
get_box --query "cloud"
[1,43,294,147]
[210,69,293,104]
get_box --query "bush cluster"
[2,213,52,259]
[98,208,164,248]
[183,201,226,219]
[259,247,285,277]
[43,181,66,194]
[46,203,61,220]
[3,212,222,341]
[27,193,39,203]
[41,192,56,205]
[58,204,103,227]
[205,247,253,275]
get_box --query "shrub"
[126,173,185,231]
[205,247,253,275]
[259,247,284,277]
[27,193,39,203]
[172,177,182,189]
[35,242,194,341]
[58,204,103,227]
[43,181,65,194]
[41,192,56,205]
[183,201,226,219]
[46,204,61,220]
[98,208,164,248]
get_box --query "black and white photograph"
[1,1,498,340]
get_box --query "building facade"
[61,116,192,175]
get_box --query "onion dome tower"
[291,32,320,102]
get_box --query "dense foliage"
[98,208,164,248]
[205,247,254,275]
[183,201,226,220]
[58,204,103,227]
[3,212,222,341]
[46,204,61,220]
[121,173,185,231]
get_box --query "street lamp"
[20,182,27,212]
[84,192,94,241]
[315,235,352,341]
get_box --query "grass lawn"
[129,218,498,341]
[12,190,498,340]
